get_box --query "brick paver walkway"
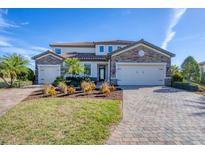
[107,86,205,145]
[0,87,40,116]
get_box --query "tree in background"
[181,56,201,82]
[64,58,84,77]
[0,53,29,87]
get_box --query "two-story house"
[32,39,175,86]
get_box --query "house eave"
[108,39,175,58]
[32,50,65,60]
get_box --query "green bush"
[172,81,199,91]
[53,76,66,87]
[66,77,97,87]
[172,72,183,82]
[17,68,35,82]
[27,68,35,82]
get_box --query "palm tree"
[0,53,29,87]
[64,58,84,77]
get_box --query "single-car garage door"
[116,63,166,86]
[38,65,61,84]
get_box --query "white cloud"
[0,36,13,47]
[161,8,187,49]
[21,22,29,25]
[0,9,19,30]
[30,46,49,51]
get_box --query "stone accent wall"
[110,45,171,85]
[35,55,64,84]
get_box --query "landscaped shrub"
[67,86,76,94]
[110,85,116,92]
[48,86,57,96]
[172,81,199,91]
[43,84,51,95]
[53,76,66,87]
[89,81,96,90]
[81,81,93,94]
[198,84,205,92]
[58,81,68,94]
[100,82,111,96]
[172,72,183,82]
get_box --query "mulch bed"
[24,88,123,101]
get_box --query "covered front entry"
[116,63,166,86]
[38,65,61,84]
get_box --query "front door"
[99,66,105,81]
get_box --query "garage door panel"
[38,65,60,84]
[117,64,165,86]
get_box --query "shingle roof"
[32,50,108,61]
[61,52,108,61]
[49,40,135,47]
[108,39,175,57]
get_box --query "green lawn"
[0,98,121,144]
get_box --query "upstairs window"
[84,64,91,76]
[99,46,104,52]
[108,46,113,52]
[55,48,62,54]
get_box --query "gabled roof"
[108,39,175,57]
[49,40,135,47]
[32,50,65,60]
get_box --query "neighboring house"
[199,61,205,73]
[32,39,175,86]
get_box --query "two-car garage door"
[116,63,166,86]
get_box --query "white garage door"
[116,63,166,86]
[38,65,61,84]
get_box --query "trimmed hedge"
[172,81,199,91]
[66,77,97,87]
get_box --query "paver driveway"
[107,86,205,145]
[0,87,40,116]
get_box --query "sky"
[0,8,205,69]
